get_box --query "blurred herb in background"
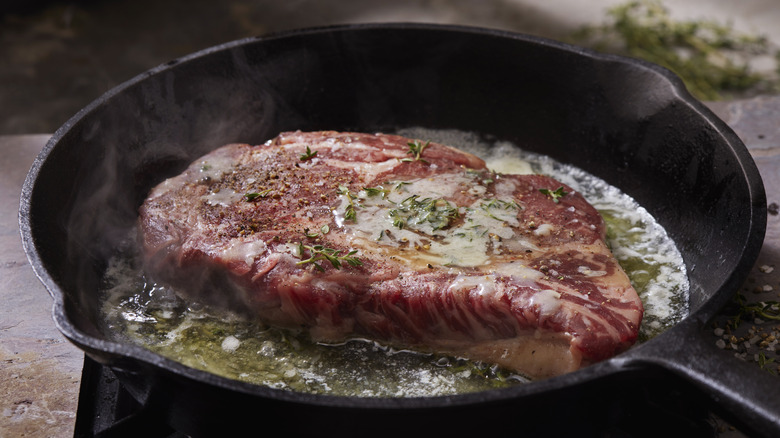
[572,0,779,100]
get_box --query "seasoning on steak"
[139,131,644,379]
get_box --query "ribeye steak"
[139,131,643,379]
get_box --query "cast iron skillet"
[19,24,771,436]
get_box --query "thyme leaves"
[362,186,391,199]
[295,244,362,272]
[728,293,780,328]
[244,189,273,202]
[388,195,459,231]
[299,146,318,161]
[337,185,357,222]
[573,0,777,100]
[302,225,331,239]
[401,140,430,163]
[478,198,520,221]
[539,186,568,203]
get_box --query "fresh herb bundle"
[573,0,778,100]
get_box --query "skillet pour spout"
[19,24,770,436]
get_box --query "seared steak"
[139,131,643,379]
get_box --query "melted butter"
[485,156,534,175]
[337,173,531,268]
[198,155,237,181]
[448,275,500,299]
[326,158,401,182]
[220,239,268,267]
[530,289,563,315]
[578,265,607,277]
[483,262,544,282]
[533,223,555,236]
[203,188,243,207]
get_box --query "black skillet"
[19,24,771,437]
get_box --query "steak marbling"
[139,131,643,379]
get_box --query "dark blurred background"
[2,0,778,135]
[1,0,583,135]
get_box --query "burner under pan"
[74,356,187,438]
[73,354,722,438]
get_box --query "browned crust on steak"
[139,131,644,379]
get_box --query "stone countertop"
[1,134,82,437]
[1,96,778,437]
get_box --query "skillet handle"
[630,323,780,437]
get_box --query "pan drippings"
[99,129,689,397]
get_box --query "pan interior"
[96,127,689,397]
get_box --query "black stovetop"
[73,354,723,438]
[74,356,186,438]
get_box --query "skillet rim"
[18,22,767,410]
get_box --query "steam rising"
[63,45,296,318]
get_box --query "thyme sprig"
[572,0,776,100]
[401,140,430,163]
[295,244,362,271]
[389,195,459,231]
[479,198,520,221]
[303,225,330,238]
[299,146,318,161]
[539,186,568,203]
[244,189,272,201]
[728,293,780,328]
[481,198,519,211]
[338,185,357,222]
[757,352,777,375]
[362,186,391,199]
[393,181,411,192]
